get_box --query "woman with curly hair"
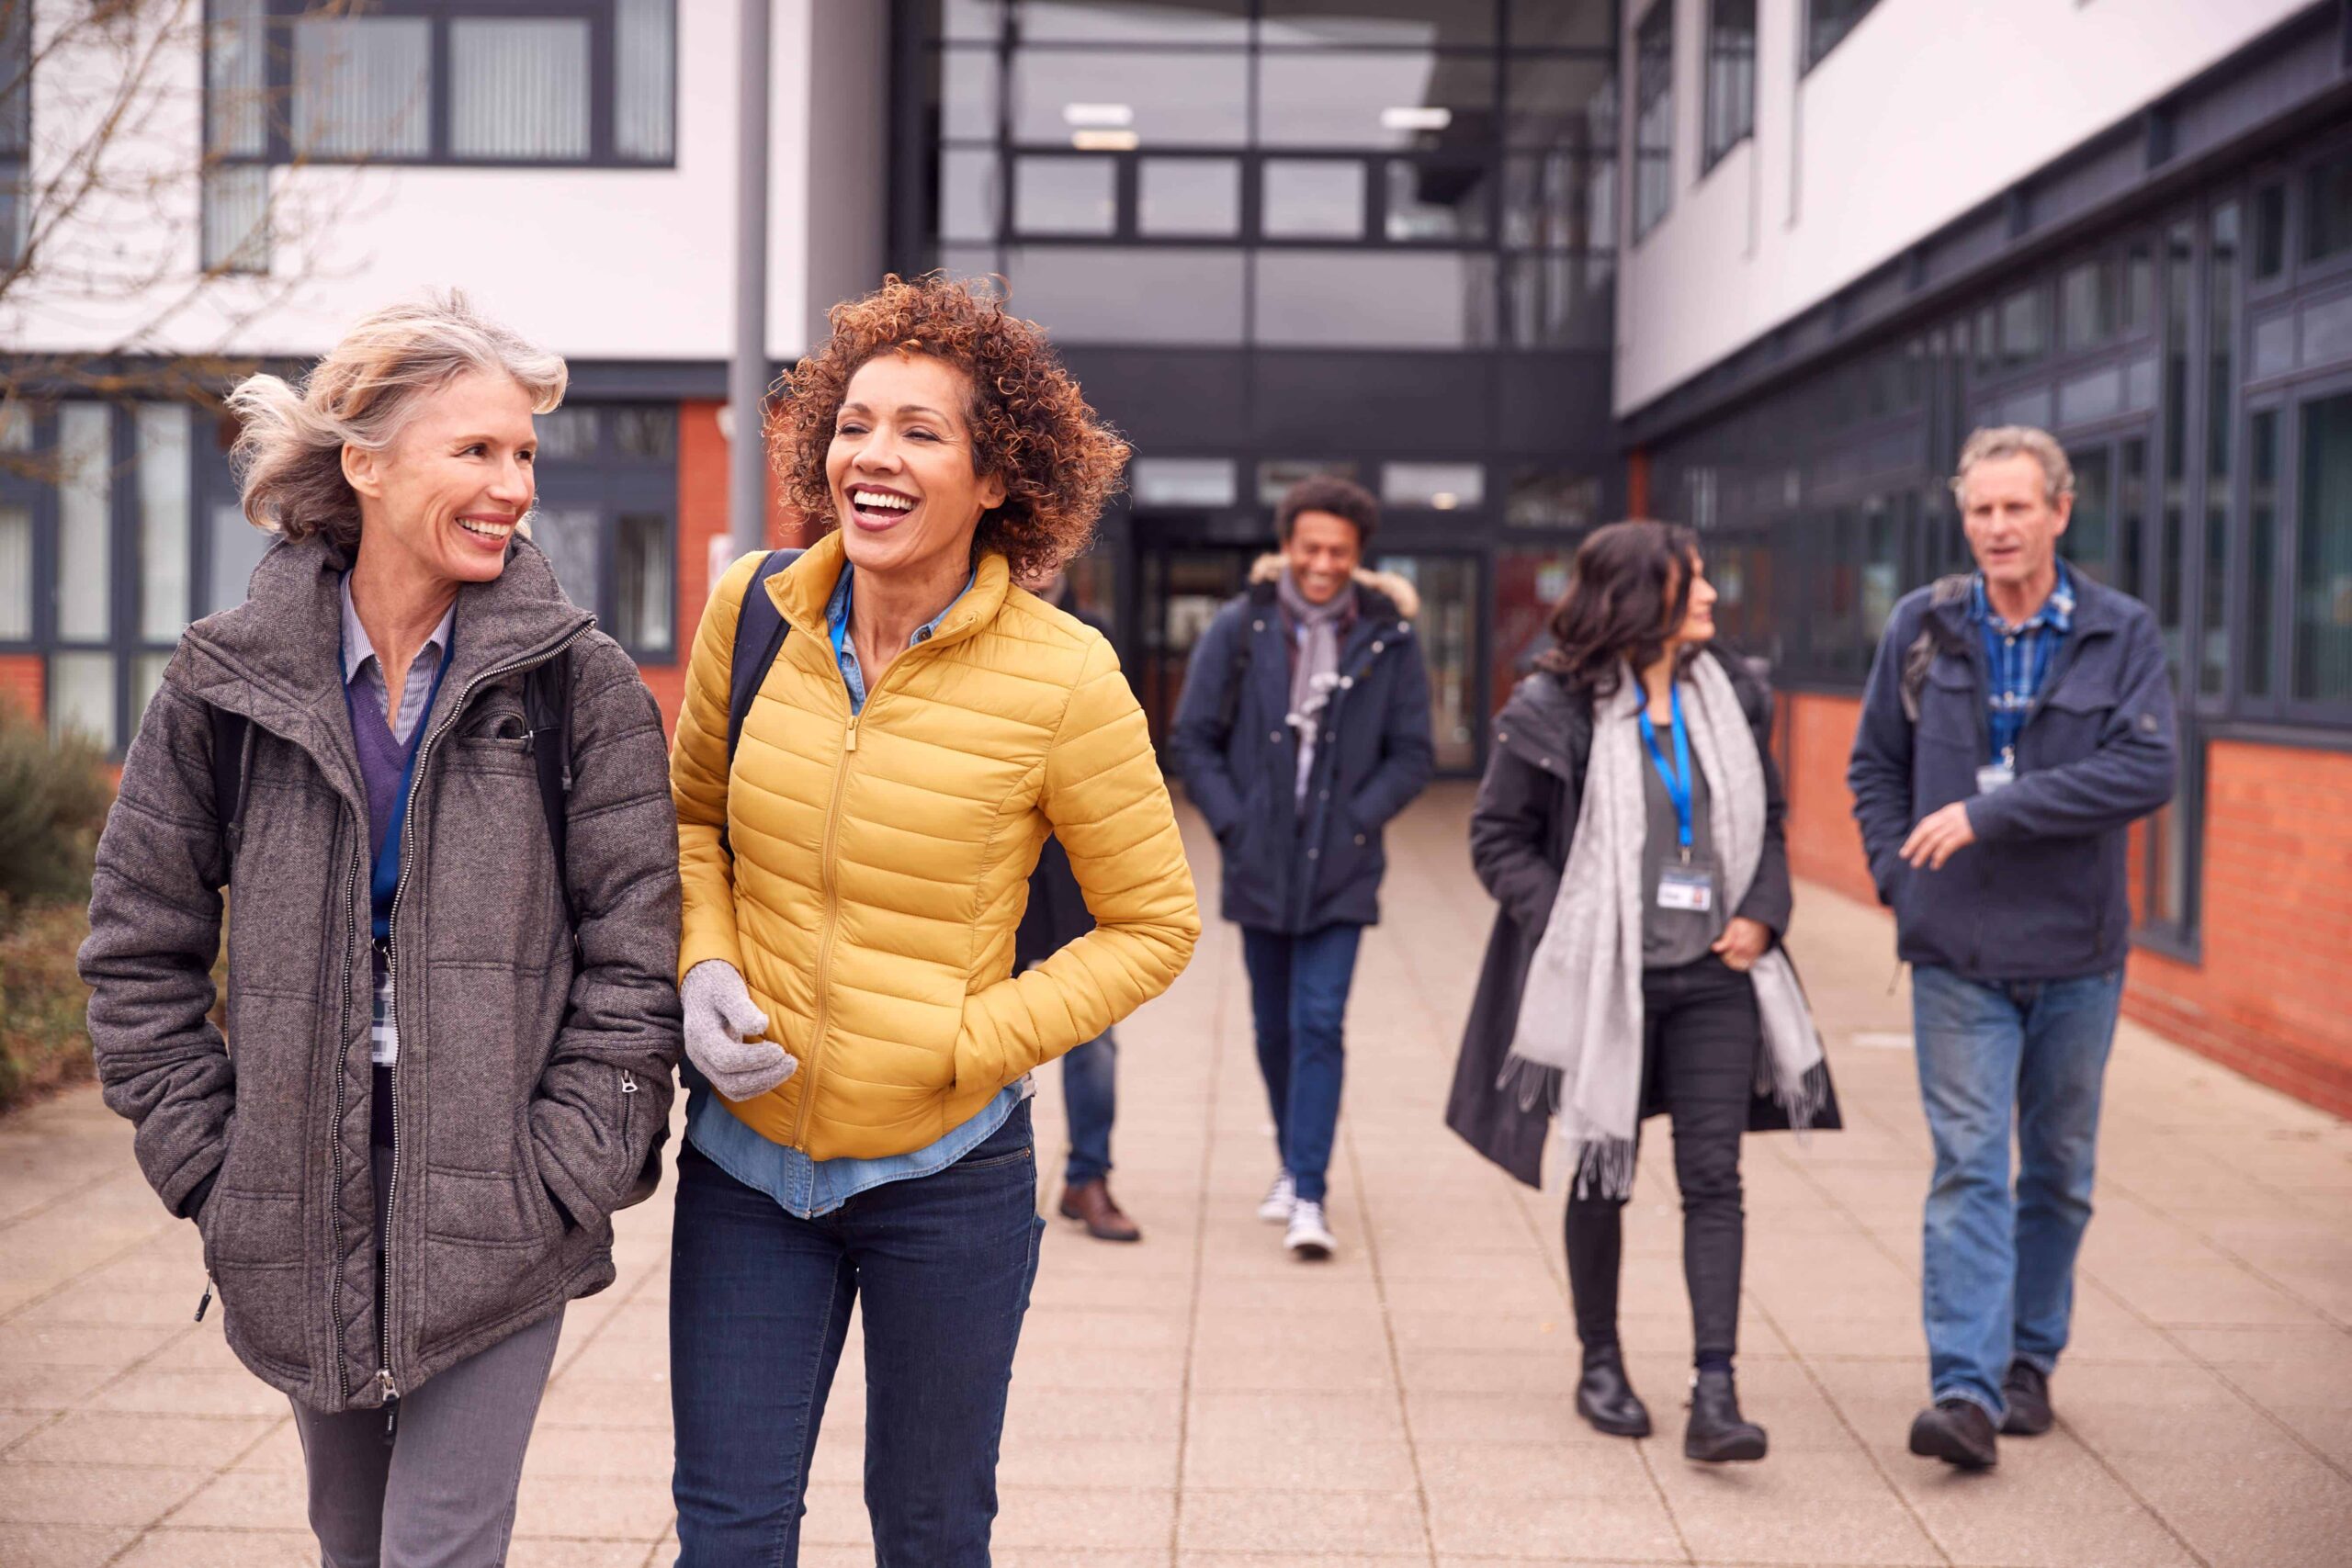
[664,273,1199,1563]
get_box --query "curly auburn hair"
[767,274,1131,582]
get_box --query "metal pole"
[729,0,773,557]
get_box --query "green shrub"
[0,901,97,1111]
[0,704,113,1112]
[0,702,111,914]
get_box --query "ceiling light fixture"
[1380,106,1453,132]
[1063,102,1136,128]
[1071,130,1140,152]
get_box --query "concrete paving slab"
[3,789,2350,1563]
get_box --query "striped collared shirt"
[341,576,456,1069]
[1970,562,2075,767]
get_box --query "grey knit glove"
[681,960,797,1100]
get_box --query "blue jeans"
[1240,922,1363,1205]
[1911,964,2125,1419]
[669,1101,1044,1566]
[1061,1029,1116,1187]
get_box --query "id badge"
[1657,860,1715,913]
[1975,761,2017,795]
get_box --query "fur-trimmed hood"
[1248,552,1420,619]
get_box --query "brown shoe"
[1057,1179,1142,1243]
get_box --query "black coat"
[1169,568,1436,933]
[1443,649,1840,1189]
[1017,596,1114,969]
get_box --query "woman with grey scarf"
[1447,520,1839,1463]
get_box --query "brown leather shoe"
[1057,1179,1142,1243]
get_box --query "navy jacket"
[1847,571,2177,982]
[1170,566,1436,933]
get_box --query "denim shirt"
[684,558,1026,1218]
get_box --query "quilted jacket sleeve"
[78,674,234,1221]
[954,635,1201,1091]
[670,550,763,983]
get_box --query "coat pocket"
[200,1189,307,1376]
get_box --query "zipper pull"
[620,1070,639,1094]
[844,721,859,753]
[374,1369,401,1447]
[194,1276,214,1322]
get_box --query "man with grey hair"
[1849,425,2176,1471]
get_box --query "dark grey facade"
[889,0,1623,773]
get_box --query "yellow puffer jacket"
[672,533,1200,1160]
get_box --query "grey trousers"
[289,1307,564,1568]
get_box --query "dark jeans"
[1240,922,1364,1205]
[669,1101,1045,1567]
[1566,954,1757,1365]
[1912,964,2124,1419]
[1061,1029,1116,1188]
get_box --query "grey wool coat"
[79,533,682,1414]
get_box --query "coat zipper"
[788,632,944,1149]
[324,829,367,1408]
[368,625,592,1424]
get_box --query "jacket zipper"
[369,625,593,1421]
[323,830,367,1408]
[788,632,944,1149]
[791,708,858,1150]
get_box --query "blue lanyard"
[1637,684,1696,861]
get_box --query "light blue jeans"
[1911,964,2125,1419]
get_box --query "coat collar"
[770,526,1012,655]
[171,530,592,802]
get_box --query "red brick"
[0,653,41,722]
[1779,697,2352,1122]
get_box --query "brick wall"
[1781,693,1877,907]
[0,653,42,723]
[1776,690,2352,1120]
[649,400,808,738]
[2122,740,2352,1119]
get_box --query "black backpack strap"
[207,702,249,884]
[720,547,803,859]
[526,646,578,935]
[1215,595,1262,739]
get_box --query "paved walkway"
[4,785,2350,1567]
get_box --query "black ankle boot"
[1684,1367,1768,1462]
[1576,1346,1652,1438]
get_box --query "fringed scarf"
[1504,653,1830,1199]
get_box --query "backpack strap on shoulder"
[1900,575,1977,724]
[207,702,250,885]
[720,547,804,859]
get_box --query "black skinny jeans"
[1566,953,1758,1365]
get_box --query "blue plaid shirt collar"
[1968,562,2075,638]
[824,559,975,716]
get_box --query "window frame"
[1630,0,1674,243]
[209,0,679,172]
[1700,0,1757,176]
[527,402,680,663]
[1801,0,1880,74]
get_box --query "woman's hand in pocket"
[1711,917,1772,972]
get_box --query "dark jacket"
[1444,650,1838,1188]
[1169,558,1436,933]
[1016,595,1113,968]
[80,534,682,1413]
[1847,571,2177,982]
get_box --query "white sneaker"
[1285,1200,1336,1260]
[1257,1171,1296,1224]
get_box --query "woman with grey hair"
[79,289,682,1563]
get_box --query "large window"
[915,0,1618,352]
[1804,0,1879,71]
[2294,390,2352,705]
[529,404,679,660]
[1,0,28,272]
[1702,0,1756,173]
[1631,0,1673,240]
[206,1,675,170]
